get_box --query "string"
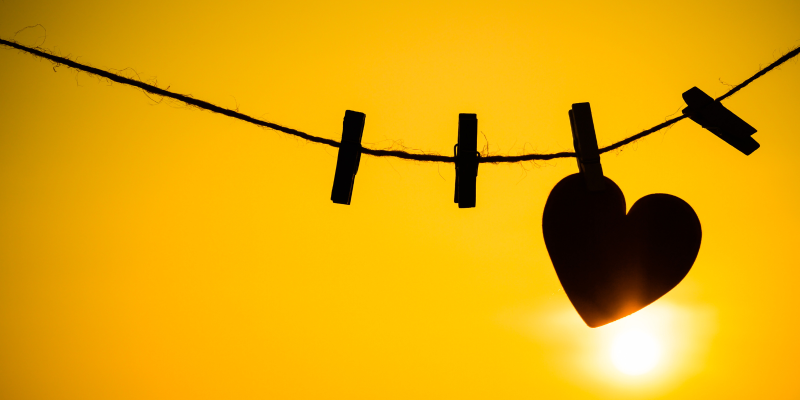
[1,38,797,164]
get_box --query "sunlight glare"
[611,330,661,375]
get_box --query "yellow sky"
[1,0,799,398]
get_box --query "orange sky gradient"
[1,1,800,399]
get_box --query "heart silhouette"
[542,174,702,327]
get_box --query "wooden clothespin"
[682,87,759,155]
[569,103,605,191]
[454,113,479,208]
[331,110,366,205]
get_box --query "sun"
[610,330,662,375]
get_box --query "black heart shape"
[542,174,702,328]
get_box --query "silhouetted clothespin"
[454,113,479,208]
[681,87,759,155]
[569,103,605,191]
[331,110,366,205]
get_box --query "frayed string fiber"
[1,38,797,164]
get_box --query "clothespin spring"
[454,144,480,205]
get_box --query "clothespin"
[454,113,479,208]
[331,110,366,205]
[569,102,605,191]
[681,87,759,155]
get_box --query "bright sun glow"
[611,330,661,375]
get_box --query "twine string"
[2,38,797,164]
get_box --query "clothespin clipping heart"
[542,103,702,327]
